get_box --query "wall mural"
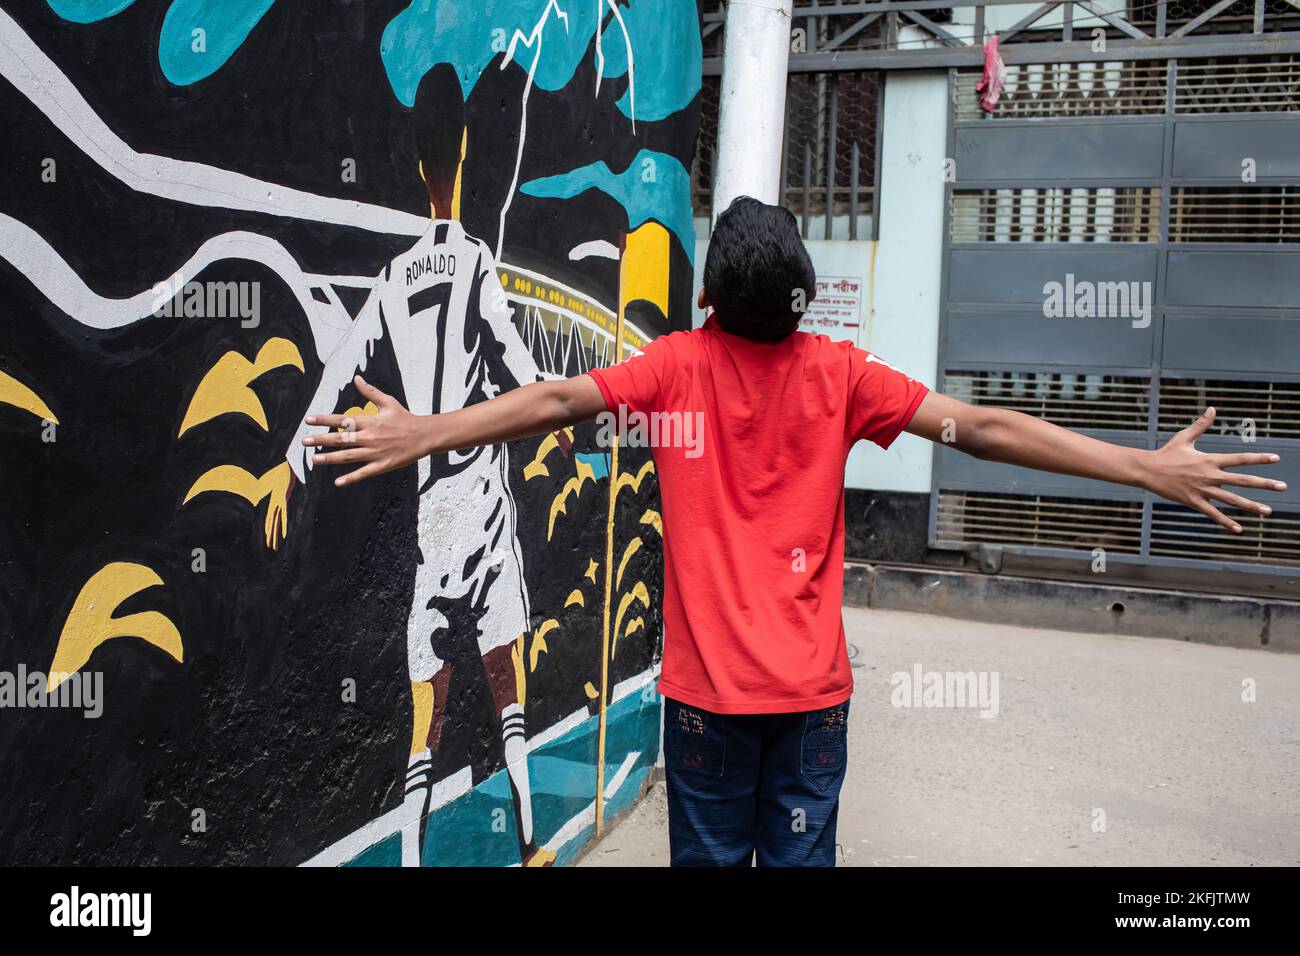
[0,0,700,866]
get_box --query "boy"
[298,196,1285,867]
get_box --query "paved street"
[581,606,1300,867]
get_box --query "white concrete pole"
[711,0,793,223]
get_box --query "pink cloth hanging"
[975,34,1007,112]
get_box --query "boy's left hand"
[1143,407,1286,533]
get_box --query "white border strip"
[300,766,474,867]
[510,750,641,866]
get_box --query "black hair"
[702,195,816,342]
[413,63,466,214]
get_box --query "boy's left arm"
[905,391,1286,534]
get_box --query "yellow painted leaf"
[0,370,58,424]
[612,581,650,661]
[178,337,303,437]
[547,457,597,540]
[48,563,182,691]
[617,537,642,590]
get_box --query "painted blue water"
[342,686,661,867]
[521,149,694,262]
[49,0,700,122]
[46,0,138,23]
[158,0,277,85]
[380,0,699,121]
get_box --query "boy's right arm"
[305,331,673,487]
[303,373,607,487]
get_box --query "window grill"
[956,54,1300,120]
[1170,187,1300,241]
[954,61,1169,121]
[690,69,882,240]
[690,74,721,219]
[950,187,1163,242]
[952,184,1300,245]
[782,70,880,239]
[1130,0,1300,36]
[939,492,1300,569]
[1157,378,1300,439]
[945,371,1151,430]
[1176,53,1300,111]
[936,492,1145,553]
[1150,504,1300,564]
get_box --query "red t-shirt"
[587,315,928,714]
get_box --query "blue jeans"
[662,696,850,867]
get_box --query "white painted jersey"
[286,220,547,678]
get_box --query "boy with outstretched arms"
[298,197,1285,867]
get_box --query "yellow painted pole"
[596,240,627,835]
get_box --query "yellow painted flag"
[619,221,670,322]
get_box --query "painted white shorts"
[405,444,530,683]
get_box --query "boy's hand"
[303,374,602,488]
[907,392,1286,534]
[302,376,430,487]
[1142,407,1285,534]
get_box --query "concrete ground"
[580,606,1300,866]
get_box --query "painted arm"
[476,241,563,386]
[284,286,387,483]
[904,391,1286,533]
[303,373,606,487]
[257,287,387,548]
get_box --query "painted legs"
[400,639,551,867]
[484,639,553,866]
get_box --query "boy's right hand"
[303,375,431,487]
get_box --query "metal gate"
[933,54,1300,584]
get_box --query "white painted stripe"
[299,765,473,867]
[612,663,660,704]
[522,663,659,756]
[0,10,428,237]
[300,801,411,868]
[517,804,593,867]
[426,765,475,814]
[604,750,640,799]
[305,273,382,289]
[0,214,353,358]
[568,239,620,261]
[508,750,641,866]
[522,706,588,754]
